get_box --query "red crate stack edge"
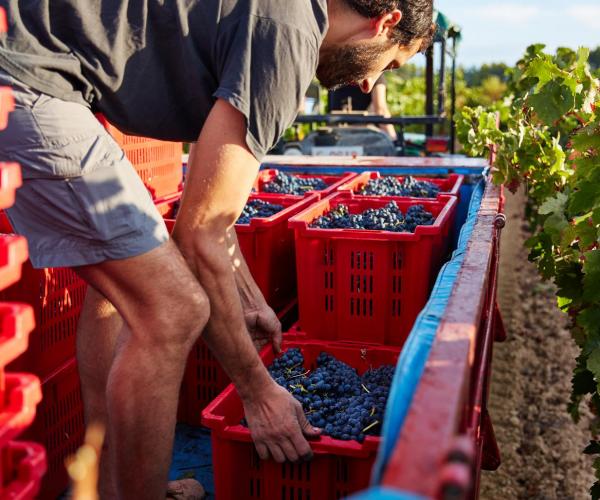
[0,215,86,498]
[0,10,47,495]
[97,114,183,200]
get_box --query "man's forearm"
[226,228,265,309]
[188,229,273,400]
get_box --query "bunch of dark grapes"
[236,199,284,224]
[359,176,440,198]
[263,172,328,195]
[244,348,395,442]
[310,201,434,233]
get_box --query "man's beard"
[316,40,393,90]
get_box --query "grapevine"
[456,45,600,496]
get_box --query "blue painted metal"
[348,487,427,500]
[261,163,486,176]
[169,424,214,497]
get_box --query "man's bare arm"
[226,228,282,352]
[371,83,398,140]
[172,99,317,462]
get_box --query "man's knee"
[152,279,210,350]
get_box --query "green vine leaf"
[583,251,600,302]
[587,348,600,389]
[539,193,568,215]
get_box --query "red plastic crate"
[236,193,318,311]
[202,339,400,500]
[0,441,46,500]
[158,192,317,311]
[0,374,41,449]
[338,171,464,199]
[0,304,35,372]
[97,115,183,200]
[23,358,84,500]
[426,136,450,154]
[0,163,22,210]
[178,338,230,426]
[289,192,457,346]
[1,261,87,379]
[0,8,7,34]
[154,190,181,218]
[0,235,28,291]
[0,88,14,132]
[178,299,299,426]
[254,169,357,199]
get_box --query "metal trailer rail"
[378,180,505,500]
[262,155,489,175]
[262,156,504,499]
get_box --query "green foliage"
[463,62,510,87]
[386,72,426,119]
[457,44,600,495]
[590,47,600,72]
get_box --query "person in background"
[328,75,398,140]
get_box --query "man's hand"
[243,382,320,463]
[244,302,282,353]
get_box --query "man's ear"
[372,9,402,38]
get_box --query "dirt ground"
[479,190,595,499]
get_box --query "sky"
[431,0,600,67]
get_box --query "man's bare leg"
[77,286,122,499]
[75,240,210,500]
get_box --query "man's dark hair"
[343,0,435,50]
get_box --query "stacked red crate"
[97,114,183,200]
[0,220,86,499]
[201,167,463,499]
[289,191,458,346]
[0,17,47,494]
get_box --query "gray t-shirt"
[0,0,328,159]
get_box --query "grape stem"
[362,420,380,433]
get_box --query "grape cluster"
[359,176,440,198]
[310,201,434,233]
[246,348,395,442]
[263,172,328,195]
[236,200,284,224]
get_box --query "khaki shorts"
[0,69,169,268]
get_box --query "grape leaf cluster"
[263,172,328,195]
[310,201,434,232]
[236,199,284,224]
[359,176,440,198]
[457,45,600,497]
[250,348,394,442]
